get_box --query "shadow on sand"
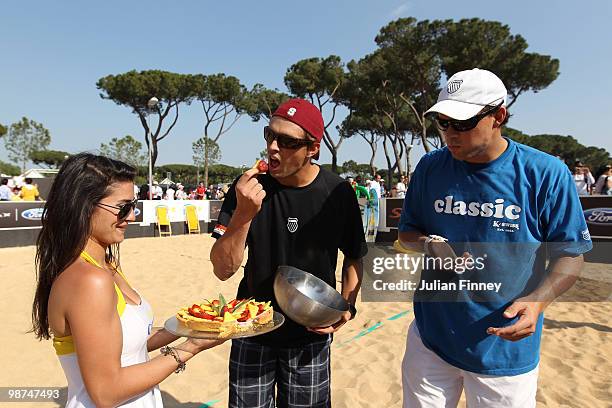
[543,318,612,333]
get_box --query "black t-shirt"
[212,166,367,347]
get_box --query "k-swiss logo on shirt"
[287,217,298,233]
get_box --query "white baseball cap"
[425,68,507,120]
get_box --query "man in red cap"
[210,98,367,407]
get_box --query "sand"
[1,234,610,407]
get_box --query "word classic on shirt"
[433,196,522,220]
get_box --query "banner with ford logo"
[0,202,46,229]
[583,208,612,226]
[580,196,612,239]
[21,207,45,221]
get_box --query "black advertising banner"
[209,200,223,221]
[384,198,404,229]
[0,202,45,229]
[0,201,145,228]
[580,196,612,239]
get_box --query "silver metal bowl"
[273,265,349,328]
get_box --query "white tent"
[21,169,58,178]
[159,177,174,186]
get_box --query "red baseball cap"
[272,98,324,142]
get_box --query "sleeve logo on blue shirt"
[581,229,591,241]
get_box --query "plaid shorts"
[229,336,332,408]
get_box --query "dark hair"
[25,178,33,184]
[139,184,149,200]
[1,178,7,185]
[32,153,136,340]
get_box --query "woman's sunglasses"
[433,103,503,132]
[97,198,138,221]
[263,126,313,149]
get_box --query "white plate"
[163,312,285,340]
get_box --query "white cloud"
[389,2,412,19]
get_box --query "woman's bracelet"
[160,346,186,374]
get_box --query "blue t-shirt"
[399,138,592,375]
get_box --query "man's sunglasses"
[264,126,313,149]
[433,103,503,132]
[97,198,138,220]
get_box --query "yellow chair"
[184,205,200,234]
[155,205,172,237]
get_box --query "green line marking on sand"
[336,322,384,348]
[199,399,221,408]
[387,311,410,321]
[336,310,410,348]
[353,321,383,339]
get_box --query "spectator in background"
[20,178,42,201]
[354,179,369,200]
[11,186,23,201]
[215,188,223,200]
[594,165,612,195]
[396,175,407,199]
[165,184,175,200]
[133,183,140,199]
[0,178,12,201]
[219,184,229,200]
[573,161,595,195]
[138,184,150,200]
[353,177,370,233]
[370,174,382,200]
[175,183,188,200]
[152,181,163,200]
[196,182,206,200]
[364,179,380,234]
[380,179,387,198]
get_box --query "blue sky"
[1,0,611,171]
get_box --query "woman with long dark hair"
[32,153,222,407]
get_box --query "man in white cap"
[152,180,163,200]
[397,68,592,407]
[175,183,187,200]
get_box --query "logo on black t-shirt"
[287,217,299,233]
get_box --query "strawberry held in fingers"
[253,159,268,174]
